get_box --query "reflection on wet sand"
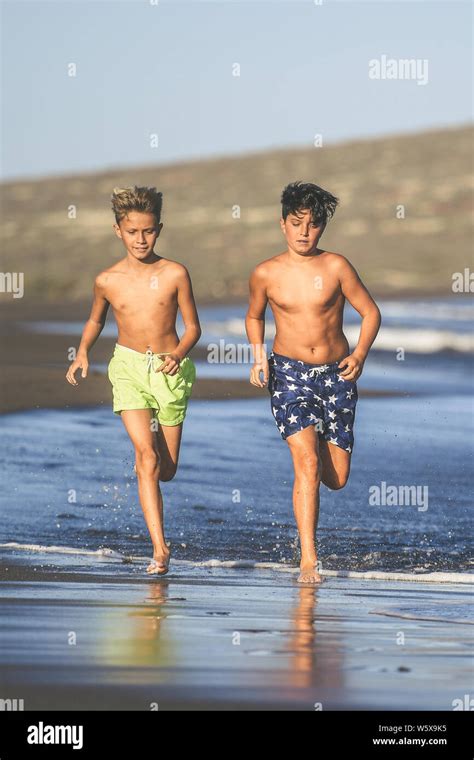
[102,578,344,706]
[277,585,344,699]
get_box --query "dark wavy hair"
[281,181,339,226]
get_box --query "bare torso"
[266,249,350,364]
[99,256,181,353]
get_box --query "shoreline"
[1,546,472,585]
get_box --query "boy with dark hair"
[66,186,201,576]
[246,181,381,584]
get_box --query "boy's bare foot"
[147,549,170,576]
[298,560,323,584]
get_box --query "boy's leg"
[120,409,170,574]
[154,421,183,481]
[318,439,352,490]
[285,425,323,584]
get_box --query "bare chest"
[268,270,341,314]
[107,278,177,316]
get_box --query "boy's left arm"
[159,265,202,375]
[336,257,382,381]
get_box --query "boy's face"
[114,211,162,260]
[280,208,325,255]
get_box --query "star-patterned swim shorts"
[267,350,358,452]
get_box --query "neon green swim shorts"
[107,343,196,426]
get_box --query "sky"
[1,0,472,180]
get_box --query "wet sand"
[0,548,472,711]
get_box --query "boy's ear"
[113,223,122,239]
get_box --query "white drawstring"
[145,349,155,373]
[145,348,172,373]
[308,364,329,378]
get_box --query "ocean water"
[25,296,474,352]
[24,297,474,394]
[0,394,472,577]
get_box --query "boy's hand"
[250,359,269,388]
[337,352,365,382]
[66,355,89,386]
[156,353,181,376]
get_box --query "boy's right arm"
[245,265,269,388]
[65,275,110,386]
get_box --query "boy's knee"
[294,452,321,480]
[135,446,160,474]
[159,464,177,482]
[329,481,345,491]
[327,471,350,490]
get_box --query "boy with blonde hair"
[66,186,201,575]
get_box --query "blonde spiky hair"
[111,185,163,225]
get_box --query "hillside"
[1,125,472,302]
